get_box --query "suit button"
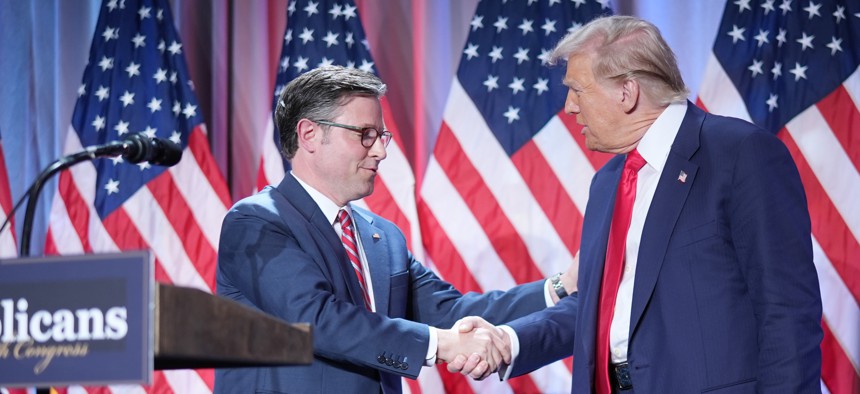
[393,361,402,369]
[386,359,395,366]
[377,355,386,364]
[401,362,409,370]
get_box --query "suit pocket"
[701,378,756,393]
[390,271,409,290]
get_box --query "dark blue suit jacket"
[214,173,547,393]
[508,102,822,393]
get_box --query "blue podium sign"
[0,252,152,387]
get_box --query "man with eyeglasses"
[214,66,578,394]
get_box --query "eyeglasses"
[314,120,392,148]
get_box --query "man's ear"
[296,118,318,153]
[620,78,640,113]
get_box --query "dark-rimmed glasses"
[314,120,392,148]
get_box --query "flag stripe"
[510,140,582,258]
[432,124,544,285]
[416,200,483,294]
[421,157,518,291]
[533,116,602,214]
[57,171,95,253]
[0,134,15,257]
[812,235,860,375]
[781,131,860,304]
[443,79,576,275]
[816,85,860,174]
[821,322,860,394]
[146,174,217,291]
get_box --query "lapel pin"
[677,171,687,183]
[372,233,381,240]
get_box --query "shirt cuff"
[544,278,555,306]
[498,325,519,380]
[425,326,438,366]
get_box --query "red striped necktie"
[337,209,372,310]
[595,149,646,394]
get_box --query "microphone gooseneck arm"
[18,135,182,256]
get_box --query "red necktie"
[337,209,372,310]
[595,149,646,394]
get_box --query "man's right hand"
[439,316,512,380]
[436,316,509,380]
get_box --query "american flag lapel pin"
[372,233,381,240]
[678,171,687,183]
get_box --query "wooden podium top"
[154,284,313,370]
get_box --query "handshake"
[436,316,511,381]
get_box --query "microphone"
[16,134,183,256]
[90,134,183,166]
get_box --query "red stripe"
[198,368,215,391]
[556,110,613,171]
[404,377,423,394]
[511,140,583,257]
[80,386,109,394]
[144,371,175,394]
[256,157,269,192]
[44,228,58,255]
[814,85,860,174]
[0,143,14,228]
[188,127,232,207]
[821,320,860,394]
[779,131,860,304]
[57,171,94,253]
[508,373,542,393]
[436,365,476,394]
[101,208,173,285]
[417,199,482,294]
[433,123,544,284]
[146,172,217,292]
[363,176,413,250]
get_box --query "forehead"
[563,52,596,87]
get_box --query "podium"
[0,253,312,388]
[155,284,313,370]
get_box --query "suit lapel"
[276,174,368,307]
[580,158,625,366]
[628,102,702,337]
[353,209,391,314]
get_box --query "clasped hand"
[436,316,510,380]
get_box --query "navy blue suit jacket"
[214,173,547,393]
[508,102,822,393]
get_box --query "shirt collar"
[636,101,687,173]
[292,171,352,225]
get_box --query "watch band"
[551,273,569,299]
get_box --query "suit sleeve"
[505,294,578,377]
[216,204,429,379]
[404,253,548,329]
[730,131,822,392]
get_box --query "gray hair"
[275,66,387,159]
[550,15,689,105]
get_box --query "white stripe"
[0,211,16,257]
[442,79,575,276]
[162,369,212,394]
[421,158,517,291]
[123,185,209,291]
[784,105,860,243]
[532,115,596,214]
[466,376,514,394]
[697,53,753,122]
[812,235,860,371]
[261,117,286,188]
[524,360,573,393]
[169,132,228,250]
[376,138,424,262]
[415,366,446,394]
[839,66,860,109]
[51,128,118,254]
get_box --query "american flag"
[44,0,231,393]
[418,0,610,392]
[0,128,17,258]
[697,0,859,393]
